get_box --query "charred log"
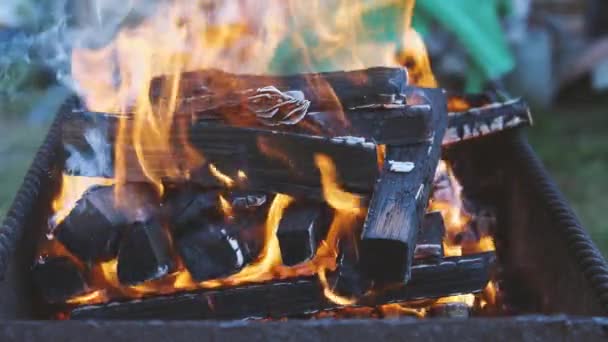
[70,252,494,320]
[444,98,532,145]
[359,88,447,284]
[162,187,221,233]
[276,203,329,266]
[117,219,175,286]
[414,212,446,261]
[32,256,89,303]
[55,183,158,263]
[223,191,268,211]
[150,67,409,113]
[175,216,265,282]
[429,302,471,318]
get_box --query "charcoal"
[56,183,159,263]
[117,219,174,286]
[163,187,220,231]
[31,256,88,303]
[176,216,264,282]
[277,203,328,266]
[327,227,370,299]
[414,212,446,261]
[224,191,268,210]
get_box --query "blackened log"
[70,252,494,320]
[443,98,532,145]
[162,187,221,233]
[176,216,265,282]
[429,302,470,318]
[276,203,329,266]
[55,183,158,263]
[360,88,447,284]
[414,212,446,261]
[187,124,379,199]
[32,256,88,303]
[327,232,370,299]
[150,67,409,112]
[117,219,175,286]
[224,191,268,211]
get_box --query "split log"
[359,88,447,284]
[55,183,158,263]
[443,98,532,145]
[175,216,265,282]
[70,252,494,320]
[32,256,89,303]
[150,67,409,113]
[276,203,330,266]
[117,219,175,286]
[186,124,379,198]
[414,212,446,261]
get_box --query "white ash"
[226,234,244,268]
[388,160,415,173]
[331,136,376,149]
[415,184,425,201]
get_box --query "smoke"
[65,125,113,177]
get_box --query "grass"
[0,120,50,219]
[527,99,608,256]
[0,100,607,256]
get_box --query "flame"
[218,194,234,219]
[51,174,115,227]
[208,164,235,187]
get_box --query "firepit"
[2,0,608,339]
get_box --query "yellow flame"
[218,194,234,218]
[65,290,108,306]
[209,164,235,187]
[51,174,115,227]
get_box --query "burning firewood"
[55,183,159,263]
[414,212,446,261]
[175,217,264,282]
[276,202,330,266]
[69,252,494,320]
[116,219,175,286]
[360,88,447,285]
[31,256,89,303]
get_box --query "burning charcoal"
[55,183,158,263]
[328,233,370,299]
[117,219,175,286]
[31,256,88,303]
[414,212,445,261]
[277,203,328,266]
[429,302,470,318]
[163,187,220,231]
[224,191,268,211]
[176,217,264,282]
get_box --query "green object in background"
[413,0,515,91]
[270,0,515,92]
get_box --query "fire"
[51,174,115,228]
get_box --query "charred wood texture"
[70,252,494,320]
[55,183,158,263]
[276,203,329,266]
[117,219,175,286]
[414,212,446,261]
[444,98,532,145]
[162,187,221,233]
[175,216,265,282]
[360,88,447,284]
[32,256,89,303]
[150,67,409,113]
[187,124,379,198]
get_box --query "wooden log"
[359,88,447,284]
[117,219,175,286]
[150,67,409,112]
[429,302,471,318]
[55,183,158,263]
[443,98,532,145]
[186,124,379,198]
[70,252,494,320]
[162,186,221,233]
[276,203,330,266]
[175,216,265,282]
[223,191,268,211]
[31,256,89,303]
[414,212,445,261]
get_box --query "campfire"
[27,0,537,320]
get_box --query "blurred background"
[1,0,607,253]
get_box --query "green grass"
[0,120,50,219]
[528,100,608,256]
